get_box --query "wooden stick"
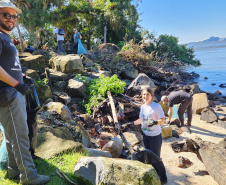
[107,91,134,154]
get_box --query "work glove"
[147,119,158,127]
[23,75,35,86]
[14,82,31,96]
[121,122,133,128]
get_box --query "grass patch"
[0,151,85,185]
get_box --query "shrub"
[84,75,126,115]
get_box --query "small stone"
[177,156,193,168]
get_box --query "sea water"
[187,40,226,95]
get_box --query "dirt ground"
[161,113,226,185]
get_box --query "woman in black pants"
[134,87,167,184]
[72,28,82,54]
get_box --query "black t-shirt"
[168,91,192,108]
[0,30,23,87]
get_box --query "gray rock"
[127,73,156,96]
[192,93,209,114]
[200,108,218,123]
[67,78,87,98]
[49,54,84,74]
[85,147,112,158]
[35,131,84,159]
[74,157,160,185]
[43,102,72,121]
[20,55,49,73]
[102,136,123,158]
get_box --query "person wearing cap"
[72,28,82,54]
[0,1,50,184]
[53,26,65,53]
[167,90,193,133]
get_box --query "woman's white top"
[139,101,165,136]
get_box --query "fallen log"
[107,91,134,154]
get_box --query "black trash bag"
[24,77,40,112]
[24,78,40,157]
[26,84,40,112]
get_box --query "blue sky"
[137,0,226,44]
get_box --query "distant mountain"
[202,36,226,42]
[186,36,226,45]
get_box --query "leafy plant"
[75,74,89,84]
[35,79,48,85]
[84,75,126,115]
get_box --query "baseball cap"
[0,1,22,13]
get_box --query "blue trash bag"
[0,124,8,170]
[77,39,88,55]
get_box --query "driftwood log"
[107,91,134,154]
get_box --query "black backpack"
[58,28,65,35]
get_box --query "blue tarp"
[77,39,88,55]
[0,124,8,170]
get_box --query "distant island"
[202,36,226,42]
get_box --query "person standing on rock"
[167,90,193,133]
[53,26,66,53]
[72,27,82,54]
[134,87,167,184]
[0,1,50,184]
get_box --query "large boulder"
[49,71,70,82]
[67,77,87,98]
[20,55,49,73]
[95,43,120,55]
[119,62,138,79]
[102,136,123,158]
[127,73,156,96]
[49,54,84,74]
[192,93,209,114]
[74,157,161,185]
[34,83,52,105]
[35,131,84,159]
[43,102,72,121]
[26,69,40,81]
[200,108,218,123]
[123,131,143,146]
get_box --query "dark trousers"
[72,43,78,54]
[178,96,193,126]
[143,133,167,182]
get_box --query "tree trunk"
[104,25,107,43]
[16,24,24,52]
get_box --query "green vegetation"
[84,74,126,115]
[0,152,85,185]
[120,34,201,67]
[35,78,48,85]
[15,0,142,49]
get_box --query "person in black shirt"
[167,90,193,133]
[0,1,49,184]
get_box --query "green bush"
[84,75,126,115]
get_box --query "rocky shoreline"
[0,43,225,185]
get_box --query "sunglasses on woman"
[0,13,19,21]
